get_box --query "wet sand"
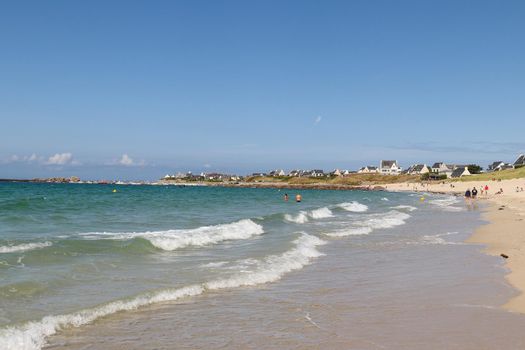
[389,178,525,314]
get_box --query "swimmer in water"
[295,194,302,202]
[284,193,289,201]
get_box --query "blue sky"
[1,0,524,180]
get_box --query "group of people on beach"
[465,187,478,199]
[465,185,491,199]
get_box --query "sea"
[1,182,525,350]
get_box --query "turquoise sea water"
[0,182,518,349]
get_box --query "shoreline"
[387,178,525,314]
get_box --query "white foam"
[429,196,464,212]
[308,207,334,219]
[325,227,373,237]
[200,261,229,268]
[323,210,411,237]
[391,205,417,212]
[0,242,52,254]
[80,219,264,251]
[335,202,368,212]
[284,211,309,224]
[415,232,462,246]
[284,207,333,223]
[0,234,326,350]
[0,285,205,350]
[381,197,389,201]
[204,233,326,289]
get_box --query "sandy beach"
[388,178,525,313]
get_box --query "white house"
[288,169,303,177]
[451,166,471,178]
[379,160,402,175]
[431,162,455,178]
[514,154,525,168]
[330,169,342,176]
[488,161,513,172]
[269,169,286,177]
[304,169,325,177]
[358,166,378,174]
[406,164,430,175]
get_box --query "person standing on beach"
[465,189,471,199]
[472,187,478,199]
[484,185,489,196]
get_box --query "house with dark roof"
[488,161,513,172]
[514,154,525,167]
[431,162,455,178]
[450,166,471,178]
[358,166,378,174]
[309,169,326,177]
[288,169,304,177]
[406,164,430,175]
[269,169,286,177]
[379,160,402,175]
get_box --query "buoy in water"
[112,189,117,193]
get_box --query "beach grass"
[453,167,525,182]
[246,173,419,186]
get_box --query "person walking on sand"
[484,185,489,196]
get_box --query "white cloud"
[203,163,212,168]
[314,115,322,124]
[46,153,73,165]
[27,153,38,162]
[119,154,134,166]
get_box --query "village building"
[431,162,455,178]
[406,164,431,175]
[488,161,513,172]
[268,169,286,177]
[379,160,402,175]
[450,166,471,178]
[357,166,378,174]
[514,154,525,168]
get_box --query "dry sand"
[388,178,525,313]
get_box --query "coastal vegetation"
[451,166,525,182]
[245,173,418,186]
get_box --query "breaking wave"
[79,219,264,251]
[335,201,368,212]
[429,196,463,212]
[284,207,334,223]
[309,207,334,219]
[0,234,325,350]
[391,205,417,212]
[284,212,309,224]
[0,242,52,254]
[324,210,411,237]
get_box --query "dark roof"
[514,154,525,166]
[381,160,397,168]
[488,161,504,170]
[432,162,443,168]
[451,167,465,178]
[410,164,425,172]
[367,166,377,170]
